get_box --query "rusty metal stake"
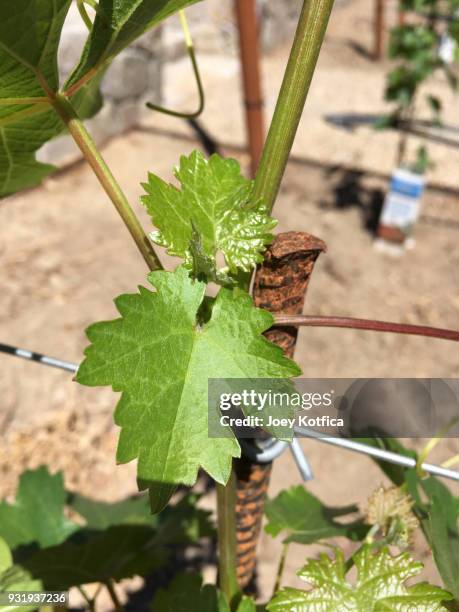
[234,0,265,177]
[234,231,326,591]
[398,8,406,27]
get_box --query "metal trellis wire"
[2,341,459,483]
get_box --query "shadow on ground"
[320,166,385,234]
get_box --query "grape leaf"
[19,492,212,590]
[0,0,199,197]
[141,480,178,514]
[410,477,459,601]
[0,539,42,612]
[20,525,168,590]
[428,494,459,601]
[0,0,105,196]
[236,596,257,612]
[0,569,43,612]
[0,539,12,574]
[151,573,230,612]
[376,458,459,598]
[267,546,452,611]
[361,437,417,487]
[0,0,71,195]
[69,489,214,537]
[141,151,277,275]
[0,467,76,549]
[77,266,300,487]
[265,485,366,545]
[66,0,201,88]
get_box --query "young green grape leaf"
[267,546,453,611]
[141,151,277,276]
[188,223,234,286]
[265,485,366,545]
[0,467,77,549]
[66,0,201,89]
[151,573,230,612]
[77,266,300,487]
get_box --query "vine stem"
[272,314,459,342]
[253,0,335,212]
[76,586,96,611]
[216,471,239,605]
[104,581,124,611]
[51,93,163,271]
[272,542,289,596]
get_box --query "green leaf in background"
[0,0,70,195]
[0,539,42,612]
[0,568,43,612]
[407,476,459,601]
[142,151,277,275]
[151,573,230,612]
[21,524,168,590]
[235,595,257,612]
[77,266,300,487]
[265,485,366,545]
[0,0,104,197]
[69,488,214,540]
[389,25,437,61]
[19,491,212,590]
[267,545,453,611]
[362,437,417,487]
[0,0,200,197]
[150,493,214,547]
[66,0,201,89]
[0,539,11,574]
[0,467,76,549]
[378,457,459,598]
[428,490,459,601]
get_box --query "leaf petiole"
[51,93,162,271]
[272,542,289,597]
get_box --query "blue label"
[390,177,424,198]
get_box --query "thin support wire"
[0,342,78,373]
[295,426,459,483]
[2,342,459,483]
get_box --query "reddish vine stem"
[273,314,459,342]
